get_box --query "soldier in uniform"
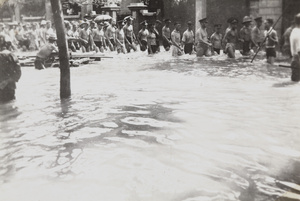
[0,51,21,102]
[195,17,212,57]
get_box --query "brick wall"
[205,0,249,36]
[250,0,283,38]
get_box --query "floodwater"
[1,51,300,201]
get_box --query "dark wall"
[163,0,196,33]
[206,0,250,36]
[282,0,300,34]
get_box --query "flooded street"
[1,51,300,201]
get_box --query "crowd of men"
[1,13,300,102]
[0,14,296,61]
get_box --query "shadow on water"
[0,92,181,182]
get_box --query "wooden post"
[50,0,71,99]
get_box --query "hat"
[242,16,252,24]
[48,34,57,41]
[140,20,148,26]
[174,22,180,26]
[229,18,238,24]
[254,16,262,21]
[187,21,192,25]
[97,22,104,26]
[40,20,47,25]
[155,20,162,24]
[214,23,222,27]
[199,17,207,23]
[46,20,51,24]
[79,21,88,27]
[103,21,110,27]
[164,19,171,23]
[124,16,133,21]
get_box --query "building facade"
[195,0,300,38]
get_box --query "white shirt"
[290,27,300,56]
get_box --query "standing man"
[290,13,300,82]
[171,22,183,57]
[78,21,91,52]
[239,16,253,56]
[34,34,58,70]
[264,19,278,65]
[154,20,162,52]
[210,24,223,55]
[106,19,117,51]
[123,16,137,53]
[222,18,239,58]
[181,21,194,54]
[0,51,21,102]
[251,16,264,52]
[195,17,211,57]
[162,19,172,51]
[138,21,149,52]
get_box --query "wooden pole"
[50,0,71,99]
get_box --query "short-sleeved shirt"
[162,26,171,39]
[290,27,300,56]
[195,27,208,44]
[171,29,181,44]
[37,43,57,59]
[251,26,264,44]
[240,26,252,41]
[210,32,222,49]
[182,29,194,44]
[147,31,156,46]
[265,28,278,48]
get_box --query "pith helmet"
[242,16,252,24]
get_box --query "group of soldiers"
[1,12,300,102]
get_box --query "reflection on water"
[0,51,300,201]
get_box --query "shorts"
[213,48,221,54]
[163,38,171,50]
[196,42,210,57]
[242,41,251,54]
[81,41,89,49]
[140,40,148,51]
[148,45,158,54]
[291,54,300,82]
[184,43,193,54]
[225,43,235,53]
[34,56,45,70]
[266,48,276,58]
[110,39,116,47]
[94,41,103,49]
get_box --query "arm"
[251,28,259,47]
[268,31,278,44]
[162,28,171,43]
[171,33,183,51]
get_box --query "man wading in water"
[290,13,300,82]
[0,50,21,102]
